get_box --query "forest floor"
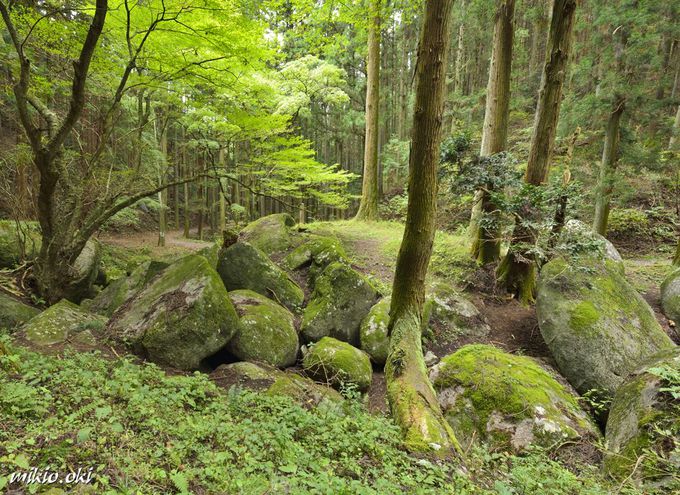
[98,222,678,413]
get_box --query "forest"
[0,0,679,493]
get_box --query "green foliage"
[0,338,650,494]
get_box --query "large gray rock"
[359,297,391,365]
[559,219,624,272]
[302,337,372,392]
[431,344,600,452]
[19,300,105,348]
[537,257,674,399]
[604,348,680,488]
[283,235,348,271]
[661,267,680,323]
[108,255,239,370]
[211,361,343,408]
[426,283,491,343]
[217,242,304,312]
[65,239,103,303]
[240,213,297,255]
[0,292,39,330]
[85,260,168,317]
[228,290,299,368]
[300,262,379,345]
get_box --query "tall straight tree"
[355,0,381,221]
[469,0,516,264]
[593,26,628,235]
[498,0,577,303]
[385,0,461,455]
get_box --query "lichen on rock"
[661,267,680,324]
[604,347,680,489]
[108,254,239,370]
[537,256,674,399]
[20,299,105,348]
[240,213,297,255]
[0,292,40,330]
[302,336,373,392]
[300,262,379,345]
[359,297,391,365]
[431,344,600,452]
[217,241,304,312]
[228,289,299,368]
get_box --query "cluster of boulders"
[1,214,678,487]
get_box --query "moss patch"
[302,337,372,392]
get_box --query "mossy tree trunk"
[498,0,577,304]
[386,0,461,457]
[593,95,625,235]
[469,0,515,264]
[355,0,381,221]
[673,237,680,266]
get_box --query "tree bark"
[469,0,515,264]
[355,0,381,221]
[593,96,625,235]
[386,0,461,456]
[498,0,576,304]
[669,104,680,151]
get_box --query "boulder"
[431,344,600,452]
[211,361,343,408]
[240,213,297,255]
[0,220,41,268]
[0,292,40,330]
[108,255,239,370]
[359,297,391,365]
[300,262,379,345]
[661,267,680,323]
[65,239,103,303]
[559,219,624,272]
[217,242,304,312]
[85,260,169,317]
[426,283,490,343]
[604,347,680,487]
[302,337,372,392]
[19,300,105,348]
[228,290,299,368]
[284,235,348,271]
[537,257,674,399]
[197,242,221,269]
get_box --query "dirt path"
[99,230,212,254]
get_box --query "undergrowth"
[0,339,648,494]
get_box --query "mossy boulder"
[302,337,372,392]
[84,260,169,317]
[217,242,304,312]
[661,267,680,323]
[537,257,674,399]
[301,262,379,345]
[240,213,297,255]
[211,361,343,408]
[0,220,41,268]
[197,242,222,269]
[426,283,490,343]
[20,300,105,348]
[108,255,239,370]
[559,219,624,272]
[228,290,299,368]
[0,292,39,330]
[359,297,391,365]
[604,347,680,487]
[431,344,600,452]
[284,235,348,271]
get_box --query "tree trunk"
[669,104,680,150]
[469,0,515,264]
[355,0,381,221]
[498,0,576,304]
[157,116,168,247]
[454,0,466,95]
[593,96,625,235]
[386,0,461,456]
